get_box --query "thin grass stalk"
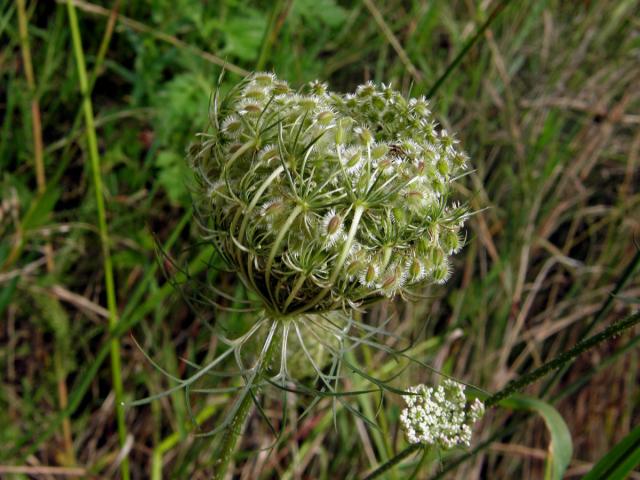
[15,0,45,194]
[428,332,640,480]
[362,0,422,83]
[426,0,514,98]
[65,2,130,479]
[366,311,640,479]
[364,444,420,480]
[483,311,640,407]
[430,251,640,479]
[16,0,75,463]
[3,0,50,271]
[409,446,431,480]
[255,0,287,71]
[151,403,220,480]
[10,247,212,461]
[57,0,121,163]
[60,0,248,76]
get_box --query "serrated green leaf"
[500,395,573,480]
[294,0,347,28]
[221,8,268,61]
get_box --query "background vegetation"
[1,0,639,478]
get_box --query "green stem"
[426,0,513,98]
[237,165,285,240]
[540,248,640,396]
[152,403,219,480]
[283,273,308,312]
[370,311,640,479]
[265,204,304,307]
[66,3,130,479]
[409,446,430,480]
[255,0,286,71]
[364,444,421,480]
[485,311,640,407]
[212,321,280,479]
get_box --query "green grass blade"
[426,0,514,97]
[499,395,572,480]
[582,425,640,480]
[0,277,18,317]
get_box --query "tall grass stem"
[65,2,130,478]
[426,0,513,97]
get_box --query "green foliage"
[292,0,348,28]
[218,7,267,61]
[583,426,640,480]
[1,0,639,478]
[152,72,208,204]
[500,396,573,480]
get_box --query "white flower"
[400,380,484,449]
[341,146,365,175]
[321,209,344,250]
[221,115,242,138]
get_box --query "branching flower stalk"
[176,72,473,477]
[365,311,640,479]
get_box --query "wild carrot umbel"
[137,72,473,477]
[190,73,470,314]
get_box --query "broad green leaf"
[500,395,572,480]
[582,425,640,480]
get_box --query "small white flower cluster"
[400,380,484,449]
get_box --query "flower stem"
[292,204,365,315]
[409,446,431,480]
[484,311,640,407]
[213,321,280,479]
[213,387,257,480]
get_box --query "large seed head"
[189,73,471,315]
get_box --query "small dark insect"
[388,143,407,158]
